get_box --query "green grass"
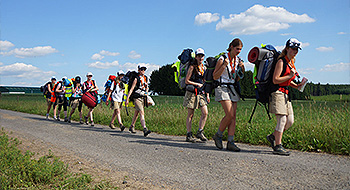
[0,129,117,189]
[0,94,349,155]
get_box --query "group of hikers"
[43,37,305,156]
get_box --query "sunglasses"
[289,41,301,48]
[87,75,93,77]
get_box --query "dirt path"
[1,109,349,189]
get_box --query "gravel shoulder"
[1,109,349,189]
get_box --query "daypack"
[176,48,195,89]
[40,82,50,96]
[203,52,226,94]
[247,44,286,123]
[101,75,117,102]
[122,71,145,100]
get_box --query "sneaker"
[119,124,125,132]
[273,144,290,156]
[46,114,49,120]
[186,132,197,143]
[196,130,208,142]
[267,134,275,148]
[213,133,223,150]
[227,141,241,152]
[53,116,57,121]
[84,116,88,125]
[68,117,71,123]
[129,125,136,134]
[143,128,151,137]
[64,117,68,122]
[109,123,116,129]
[91,121,94,127]
[79,119,84,124]
[56,116,60,121]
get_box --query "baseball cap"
[117,70,125,76]
[286,38,302,50]
[86,72,93,76]
[195,48,205,55]
[138,65,147,71]
[51,76,56,80]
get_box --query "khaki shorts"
[134,97,145,112]
[112,101,122,111]
[269,90,293,115]
[70,98,80,109]
[215,85,240,102]
[183,91,208,109]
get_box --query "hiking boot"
[79,119,84,124]
[64,117,68,122]
[267,134,275,148]
[227,141,241,152]
[213,133,223,150]
[109,123,116,129]
[273,144,290,156]
[84,116,88,125]
[119,124,125,132]
[196,130,208,142]
[186,132,197,143]
[129,125,136,134]
[91,121,94,127]
[56,116,60,121]
[67,117,71,123]
[46,114,49,120]
[143,128,151,137]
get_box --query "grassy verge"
[0,94,349,155]
[0,129,117,189]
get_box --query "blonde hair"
[278,47,295,62]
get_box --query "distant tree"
[239,70,255,98]
[149,64,184,96]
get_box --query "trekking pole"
[248,100,258,123]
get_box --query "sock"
[46,113,49,116]
[198,128,203,132]
[228,135,234,142]
[217,129,223,137]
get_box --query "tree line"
[149,64,350,99]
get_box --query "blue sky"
[1,0,349,92]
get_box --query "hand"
[290,68,296,77]
[223,58,229,66]
[206,95,210,103]
[197,83,203,88]
[125,99,129,106]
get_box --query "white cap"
[62,76,68,80]
[195,48,205,55]
[286,38,302,50]
[86,72,93,76]
[117,70,125,76]
[51,76,56,80]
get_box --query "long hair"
[227,38,243,52]
[277,47,295,62]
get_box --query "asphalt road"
[1,109,349,189]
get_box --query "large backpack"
[101,75,117,102]
[247,44,286,123]
[122,71,144,100]
[40,82,50,96]
[176,48,195,89]
[203,52,226,94]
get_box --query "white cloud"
[0,62,3,66]
[194,12,220,25]
[303,42,310,48]
[299,68,315,75]
[216,4,315,35]
[0,40,15,51]
[120,62,160,76]
[280,33,293,36]
[320,62,350,72]
[128,50,141,59]
[90,50,120,60]
[87,60,119,69]
[316,46,334,52]
[337,32,346,35]
[1,46,58,58]
[0,62,56,80]
[91,53,104,60]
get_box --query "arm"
[273,59,296,85]
[185,66,203,88]
[213,58,228,80]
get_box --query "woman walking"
[212,38,245,151]
[267,38,304,156]
[183,48,209,142]
[83,72,99,127]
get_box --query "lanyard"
[284,55,295,70]
[198,63,204,75]
[227,53,235,74]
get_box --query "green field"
[0,94,349,155]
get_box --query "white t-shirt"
[218,54,239,84]
[110,82,124,102]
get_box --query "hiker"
[125,66,151,137]
[45,76,56,119]
[61,77,74,122]
[51,78,66,121]
[83,72,99,127]
[266,38,304,156]
[212,38,245,152]
[183,48,209,142]
[106,71,126,131]
[68,76,84,124]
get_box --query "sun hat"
[195,48,205,55]
[138,65,147,71]
[286,38,302,50]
